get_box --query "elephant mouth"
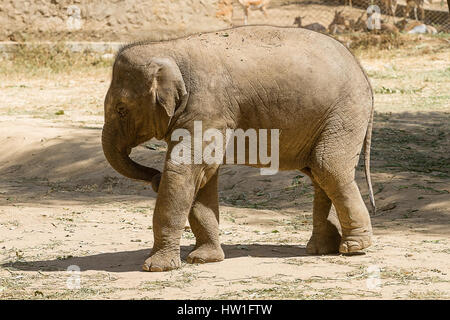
[129,134,154,151]
[102,124,161,192]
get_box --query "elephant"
[102,25,376,272]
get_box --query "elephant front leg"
[142,163,197,272]
[186,171,225,264]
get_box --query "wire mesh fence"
[0,0,448,43]
[219,0,450,33]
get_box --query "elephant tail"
[364,101,376,215]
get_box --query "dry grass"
[0,43,113,77]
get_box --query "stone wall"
[0,0,229,41]
[1,0,448,41]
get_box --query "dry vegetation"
[0,33,449,299]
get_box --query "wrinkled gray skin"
[102,26,375,272]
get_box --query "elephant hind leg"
[310,167,373,254]
[308,113,373,253]
[186,171,225,264]
[302,168,341,255]
[327,179,372,253]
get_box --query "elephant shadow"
[2,244,310,273]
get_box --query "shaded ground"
[0,34,449,299]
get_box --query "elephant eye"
[116,103,128,118]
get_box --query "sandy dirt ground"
[0,35,449,299]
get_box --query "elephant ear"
[149,57,187,117]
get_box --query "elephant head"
[101,50,188,192]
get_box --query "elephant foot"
[142,250,181,272]
[339,230,372,254]
[306,229,341,255]
[186,244,224,264]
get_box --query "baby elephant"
[102,26,375,272]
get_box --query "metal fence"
[0,0,448,43]
[218,0,450,33]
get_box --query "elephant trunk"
[102,124,161,192]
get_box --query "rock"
[380,203,397,211]
[102,53,114,60]
[407,24,437,34]
[407,24,428,34]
